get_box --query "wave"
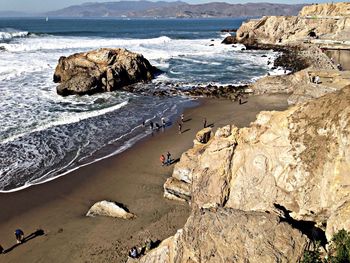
[0,28,30,42]
[1,100,129,144]
[0,35,172,52]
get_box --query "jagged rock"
[250,68,350,105]
[195,127,212,144]
[130,208,310,263]
[163,177,191,202]
[299,2,350,16]
[54,48,159,96]
[221,35,236,44]
[86,200,135,219]
[169,86,350,240]
[235,3,350,46]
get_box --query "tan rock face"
[236,3,350,46]
[54,48,157,96]
[250,68,350,105]
[170,86,350,241]
[299,2,350,17]
[134,208,310,263]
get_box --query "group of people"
[160,151,173,166]
[128,239,154,259]
[0,229,25,254]
[144,117,167,132]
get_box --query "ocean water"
[0,18,282,192]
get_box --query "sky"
[0,0,345,13]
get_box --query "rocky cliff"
[54,48,158,96]
[138,85,350,262]
[235,2,350,46]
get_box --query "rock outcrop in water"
[54,48,159,96]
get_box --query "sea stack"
[53,48,159,96]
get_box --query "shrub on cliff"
[302,229,350,263]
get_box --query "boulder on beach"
[54,48,159,96]
[86,200,135,219]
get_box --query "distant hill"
[0,11,32,17]
[47,1,306,18]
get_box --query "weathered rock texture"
[249,68,350,105]
[166,86,350,242]
[54,48,158,96]
[86,200,135,219]
[235,3,350,46]
[129,208,310,263]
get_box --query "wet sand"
[0,94,289,263]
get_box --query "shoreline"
[0,94,289,262]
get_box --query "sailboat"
[46,16,49,22]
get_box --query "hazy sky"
[0,0,345,13]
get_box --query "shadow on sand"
[3,229,45,254]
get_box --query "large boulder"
[54,48,159,96]
[86,200,135,219]
[130,208,310,263]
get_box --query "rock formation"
[128,208,310,262]
[54,48,158,96]
[165,86,350,240]
[86,200,135,219]
[249,68,350,105]
[235,3,350,46]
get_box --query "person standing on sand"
[166,151,172,165]
[203,118,207,128]
[178,122,182,134]
[15,229,24,244]
[181,114,184,123]
[161,117,165,128]
[160,154,166,166]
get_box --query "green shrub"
[329,229,350,263]
[302,229,350,263]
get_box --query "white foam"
[1,100,129,144]
[0,28,29,41]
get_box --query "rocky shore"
[128,2,350,262]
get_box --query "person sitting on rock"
[315,75,320,84]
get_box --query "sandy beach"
[0,94,289,263]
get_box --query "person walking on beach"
[160,154,166,166]
[150,121,154,130]
[15,229,24,244]
[178,122,182,134]
[166,151,172,165]
[181,114,184,123]
[203,118,207,128]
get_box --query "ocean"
[0,18,282,192]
